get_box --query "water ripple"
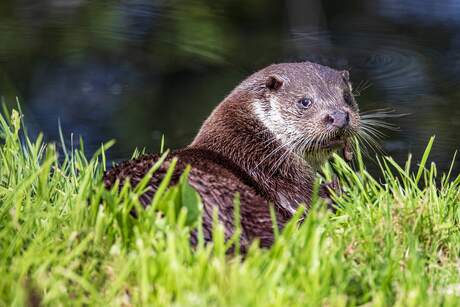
[289,31,446,97]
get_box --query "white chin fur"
[253,97,333,172]
[253,97,297,146]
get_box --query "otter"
[104,61,361,251]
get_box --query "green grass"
[1,107,460,306]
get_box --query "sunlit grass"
[1,108,459,306]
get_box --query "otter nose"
[325,110,350,129]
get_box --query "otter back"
[104,148,291,251]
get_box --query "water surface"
[0,0,459,175]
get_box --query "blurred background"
[0,0,459,174]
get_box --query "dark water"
[1,0,460,175]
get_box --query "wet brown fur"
[104,61,360,251]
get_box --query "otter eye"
[297,97,313,109]
[344,92,354,106]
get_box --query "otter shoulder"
[103,148,267,206]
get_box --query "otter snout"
[325,110,350,129]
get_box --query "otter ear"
[265,75,284,91]
[341,70,350,82]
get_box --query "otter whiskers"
[357,108,405,157]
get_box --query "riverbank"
[1,109,459,306]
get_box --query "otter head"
[248,62,361,169]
